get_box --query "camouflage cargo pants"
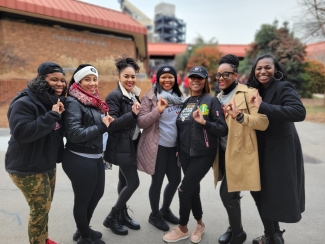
[9,169,56,244]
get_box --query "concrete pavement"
[0,121,324,243]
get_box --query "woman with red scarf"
[63,64,113,244]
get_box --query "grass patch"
[302,98,325,123]
[305,105,325,114]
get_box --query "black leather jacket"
[64,96,108,154]
[104,85,140,165]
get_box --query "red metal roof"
[306,41,325,56]
[0,0,147,35]
[148,43,188,56]
[148,43,249,57]
[218,44,249,58]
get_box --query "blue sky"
[81,0,304,44]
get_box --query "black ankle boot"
[119,205,140,230]
[103,207,128,235]
[73,228,102,241]
[218,226,232,244]
[252,230,285,244]
[265,233,284,244]
[277,229,285,244]
[230,230,246,244]
[223,197,246,244]
[149,212,169,231]
[160,208,179,224]
[77,233,105,244]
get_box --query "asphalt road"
[0,121,324,243]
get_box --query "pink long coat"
[137,88,161,175]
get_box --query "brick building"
[0,0,150,105]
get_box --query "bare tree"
[294,0,325,42]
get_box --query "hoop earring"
[273,71,283,81]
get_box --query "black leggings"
[250,191,281,235]
[219,147,242,234]
[149,145,181,214]
[219,146,241,205]
[178,150,215,226]
[115,162,140,210]
[62,149,105,238]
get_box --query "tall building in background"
[154,2,186,43]
[119,0,186,43]
[118,0,187,72]
[119,0,154,41]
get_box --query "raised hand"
[102,112,114,127]
[52,99,65,114]
[132,101,142,115]
[193,106,206,125]
[223,98,240,118]
[250,89,262,108]
[157,96,168,114]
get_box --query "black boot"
[230,231,246,244]
[160,208,179,224]
[252,231,285,244]
[148,212,170,231]
[277,230,285,244]
[103,207,128,235]
[73,228,102,241]
[265,233,284,244]
[218,226,232,244]
[77,233,105,244]
[119,205,140,230]
[223,198,246,244]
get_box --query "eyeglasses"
[215,72,235,80]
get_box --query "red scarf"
[69,83,109,113]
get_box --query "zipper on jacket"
[203,128,209,147]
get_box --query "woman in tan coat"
[215,54,269,244]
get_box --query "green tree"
[240,21,308,96]
[303,59,325,95]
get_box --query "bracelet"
[232,110,242,119]
[235,110,242,119]
[236,113,244,123]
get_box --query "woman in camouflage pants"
[5,62,66,244]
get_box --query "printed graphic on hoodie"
[178,102,195,121]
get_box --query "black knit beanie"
[156,64,177,83]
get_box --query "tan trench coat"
[213,83,269,192]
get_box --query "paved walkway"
[0,121,324,243]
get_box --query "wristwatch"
[235,110,242,119]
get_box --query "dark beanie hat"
[156,64,177,83]
[37,62,65,76]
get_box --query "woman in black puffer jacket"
[103,57,142,236]
[6,62,66,244]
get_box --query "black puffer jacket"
[64,96,108,154]
[104,84,140,165]
[5,90,63,174]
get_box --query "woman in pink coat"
[137,64,183,232]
